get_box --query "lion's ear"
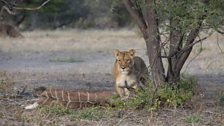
[128,49,135,57]
[114,49,120,58]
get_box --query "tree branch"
[216,29,224,34]
[1,0,15,7]
[13,0,51,11]
[175,28,201,72]
[144,0,166,85]
[1,0,51,15]
[173,11,208,73]
[161,36,208,58]
[122,0,147,34]
[1,6,15,15]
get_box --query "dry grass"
[0,29,145,53]
[0,71,15,94]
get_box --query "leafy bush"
[185,115,201,124]
[70,107,105,121]
[40,105,105,121]
[0,72,15,94]
[219,96,224,106]
[219,90,224,106]
[40,105,72,116]
[111,75,197,111]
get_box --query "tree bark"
[145,0,165,86]
[175,28,201,74]
[122,0,147,35]
[167,17,183,84]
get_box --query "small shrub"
[39,105,72,116]
[70,107,105,121]
[219,96,224,106]
[219,90,224,106]
[40,105,105,121]
[156,76,196,108]
[111,79,154,110]
[111,80,155,110]
[156,85,193,108]
[0,72,15,94]
[111,75,197,111]
[185,115,201,124]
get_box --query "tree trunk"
[144,0,165,86]
[166,16,183,84]
[123,0,166,86]
[145,36,166,86]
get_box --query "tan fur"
[112,49,149,98]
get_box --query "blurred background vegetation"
[1,0,133,30]
[2,0,224,32]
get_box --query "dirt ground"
[0,29,224,126]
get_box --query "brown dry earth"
[0,29,224,126]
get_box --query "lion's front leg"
[122,88,130,100]
[115,84,125,98]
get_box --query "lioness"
[112,49,149,99]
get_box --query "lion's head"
[114,49,135,74]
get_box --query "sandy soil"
[0,29,224,125]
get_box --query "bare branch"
[216,33,224,53]
[181,36,208,53]
[173,12,207,73]
[13,0,51,11]
[122,0,147,34]
[182,42,203,74]
[1,0,14,6]
[216,29,224,34]
[0,0,50,17]
[1,6,15,15]
[161,36,208,58]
